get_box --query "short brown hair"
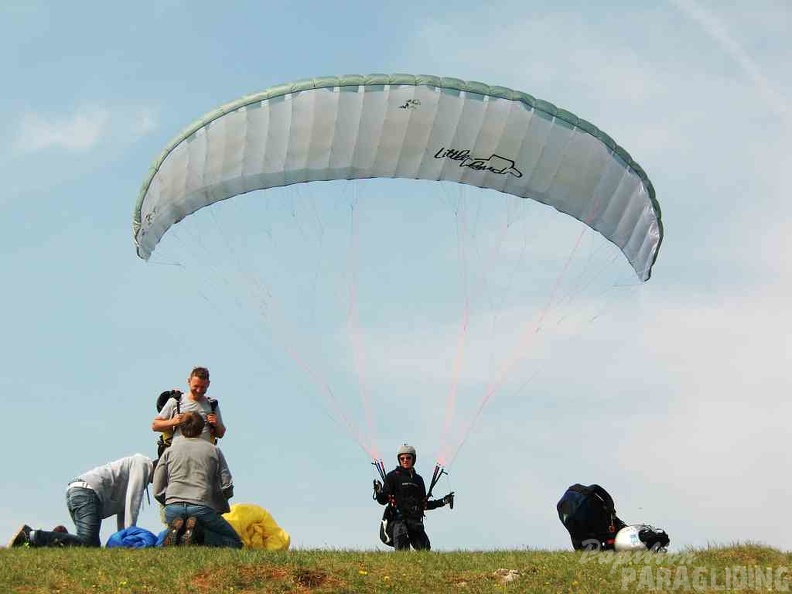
[190,366,210,381]
[180,411,205,438]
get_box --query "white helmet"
[397,444,416,462]
[614,525,646,552]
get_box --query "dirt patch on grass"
[192,563,344,592]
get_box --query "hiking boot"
[7,524,32,548]
[163,517,184,546]
[181,517,198,546]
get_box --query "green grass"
[1,544,790,593]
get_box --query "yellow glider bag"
[223,503,290,550]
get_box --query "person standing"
[374,444,453,551]
[153,411,241,548]
[7,454,155,548]
[152,366,226,446]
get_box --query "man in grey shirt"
[154,411,241,548]
[152,366,226,446]
[8,453,155,548]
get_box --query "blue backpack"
[106,526,158,548]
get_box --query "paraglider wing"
[133,74,662,280]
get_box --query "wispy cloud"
[14,107,111,153]
[12,105,158,154]
[670,0,792,126]
[130,108,158,138]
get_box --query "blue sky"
[2,0,791,551]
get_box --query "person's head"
[397,444,416,469]
[187,366,210,398]
[180,411,206,438]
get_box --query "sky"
[1,0,791,552]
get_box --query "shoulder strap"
[588,484,616,512]
[206,397,219,443]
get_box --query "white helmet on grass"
[614,525,645,552]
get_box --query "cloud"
[14,107,111,153]
[406,9,667,107]
[669,0,792,127]
[130,108,158,138]
[643,288,791,400]
[12,105,158,154]
[609,287,792,543]
[404,3,790,164]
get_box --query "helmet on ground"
[614,525,646,552]
[397,444,416,462]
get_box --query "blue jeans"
[164,502,242,548]
[31,487,101,547]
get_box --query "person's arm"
[211,451,232,513]
[375,474,396,506]
[425,493,454,511]
[216,447,234,499]
[124,456,150,528]
[152,399,182,432]
[152,454,168,505]
[151,415,183,432]
[425,498,445,510]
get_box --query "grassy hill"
[1,544,790,593]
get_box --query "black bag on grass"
[557,483,626,551]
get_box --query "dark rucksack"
[155,390,219,457]
[378,505,396,547]
[557,483,626,551]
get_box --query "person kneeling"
[153,411,241,548]
[7,454,154,548]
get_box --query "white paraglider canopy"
[133,74,662,280]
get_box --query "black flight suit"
[376,466,445,550]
